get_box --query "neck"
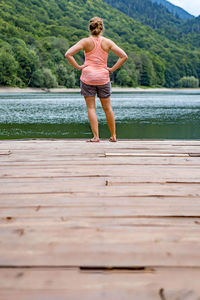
[91,33,102,38]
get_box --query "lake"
[0,90,200,140]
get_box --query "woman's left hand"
[106,67,113,73]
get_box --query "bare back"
[83,36,111,53]
[66,35,127,61]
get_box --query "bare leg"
[100,97,116,141]
[84,96,99,141]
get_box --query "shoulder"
[79,37,95,49]
[80,37,95,52]
[101,37,113,46]
[77,37,90,46]
[101,37,116,52]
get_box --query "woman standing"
[65,17,128,142]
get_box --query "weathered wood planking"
[0,161,200,178]
[105,152,190,157]
[1,224,200,266]
[0,268,200,300]
[1,182,200,197]
[0,159,199,167]
[1,216,200,227]
[0,199,200,217]
[0,139,200,298]
[0,194,200,212]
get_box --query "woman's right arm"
[107,40,128,73]
[65,39,86,70]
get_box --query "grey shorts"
[80,80,112,98]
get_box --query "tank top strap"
[90,36,102,50]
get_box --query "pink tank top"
[80,36,110,85]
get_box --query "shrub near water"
[177,76,199,88]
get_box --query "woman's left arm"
[107,40,128,73]
[65,39,86,70]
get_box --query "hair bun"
[89,17,104,36]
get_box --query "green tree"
[29,69,45,87]
[165,64,180,87]
[0,52,18,86]
[42,68,58,88]
[9,38,39,86]
[116,69,132,86]
[152,56,166,86]
[122,57,138,86]
[56,64,76,87]
[139,53,155,86]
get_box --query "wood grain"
[0,139,200,298]
[0,268,200,300]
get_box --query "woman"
[65,17,128,142]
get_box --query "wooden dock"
[0,139,200,299]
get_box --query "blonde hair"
[89,17,104,36]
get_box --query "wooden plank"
[0,146,199,155]
[106,178,200,185]
[0,160,200,167]
[1,176,200,184]
[0,177,105,185]
[0,268,200,300]
[0,165,200,179]
[0,182,200,197]
[105,153,189,157]
[1,225,200,266]
[1,195,200,218]
[0,155,200,166]
[1,216,200,227]
[1,141,200,154]
[0,200,200,217]
[0,194,199,206]
[1,146,200,156]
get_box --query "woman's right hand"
[78,64,88,71]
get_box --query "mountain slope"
[0,0,199,88]
[151,0,194,19]
[102,0,184,41]
[183,15,200,33]
[103,0,183,28]
[103,0,200,46]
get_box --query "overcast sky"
[169,0,200,16]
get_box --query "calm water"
[0,90,200,139]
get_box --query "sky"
[169,0,200,16]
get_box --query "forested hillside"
[103,0,183,40]
[151,0,193,19]
[103,0,199,42]
[183,15,200,31]
[0,0,200,88]
[103,0,200,62]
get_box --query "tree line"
[0,0,200,88]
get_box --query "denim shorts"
[80,80,112,98]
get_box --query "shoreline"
[0,86,200,93]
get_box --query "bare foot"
[86,138,100,143]
[109,136,117,142]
